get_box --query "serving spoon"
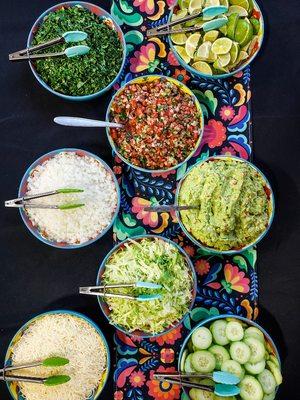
[54,116,123,129]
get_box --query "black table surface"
[0,1,299,399]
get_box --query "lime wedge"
[178,0,190,9]
[208,49,218,62]
[228,5,248,16]
[172,9,188,21]
[235,19,253,46]
[227,13,239,40]
[192,61,213,75]
[218,53,231,67]
[248,0,254,12]
[250,17,261,34]
[185,33,201,58]
[205,0,221,6]
[230,41,240,63]
[229,0,250,11]
[171,32,188,45]
[213,59,229,73]
[189,0,205,14]
[174,45,191,64]
[211,37,233,54]
[195,41,212,60]
[219,24,228,35]
[185,17,204,27]
[247,35,259,56]
[220,0,229,6]
[203,30,219,42]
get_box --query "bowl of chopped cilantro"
[106,75,204,173]
[27,2,126,100]
[97,235,197,338]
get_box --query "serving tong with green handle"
[153,371,241,397]
[79,281,162,301]
[9,30,90,61]
[147,6,228,37]
[0,357,70,386]
[5,188,85,210]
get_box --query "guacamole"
[178,159,272,251]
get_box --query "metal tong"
[80,281,162,301]
[147,5,228,37]
[9,30,89,61]
[5,188,85,210]
[0,357,70,386]
[144,205,199,212]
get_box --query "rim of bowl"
[175,155,275,254]
[26,1,126,101]
[4,309,110,400]
[168,0,265,80]
[18,148,120,249]
[96,234,197,338]
[178,314,281,397]
[105,74,204,174]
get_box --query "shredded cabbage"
[102,238,193,334]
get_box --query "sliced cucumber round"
[266,361,283,385]
[191,350,216,373]
[189,388,214,400]
[209,344,230,369]
[185,353,196,373]
[226,321,244,342]
[230,341,251,364]
[269,354,280,368]
[245,327,264,340]
[221,359,245,380]
[245,360,266,375]
[180,349,188,372]
[244,337,265,363]
[258,369,277,395]
[263,392,276,400]
[192,327,213,349]
[211,320,229,345]
[239,375,264,400]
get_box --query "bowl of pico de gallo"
[106,75,204,173]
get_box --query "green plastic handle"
[63,30,88,43]
[56,188,84,193]
[42,357,69,367]
[65,45,90,58]
[58,203,85,210]
[44,375,71,386]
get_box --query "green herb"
[44,375,71,386]
[42,356,69,367]
[32,5,123,96]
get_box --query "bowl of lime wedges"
[169,0,264,79]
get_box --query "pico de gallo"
[109,78,202,170]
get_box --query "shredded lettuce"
[102,238,193,334]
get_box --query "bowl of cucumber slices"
[178,315,282,400]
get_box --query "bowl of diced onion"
[169,0,264,79]
[178,314,282,400]
[18,148,120,249]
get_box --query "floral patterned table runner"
[110,1,258,399]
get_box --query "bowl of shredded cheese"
[18,148,120,249]
[4,310,110,400]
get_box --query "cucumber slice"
[209,345,230,369]
[244,337,265,363]
[245,360,266,375]
[185,354,196,373]
[226,321,244,342]
[266,361,283,385]
[180,349,188,372]
[239,375,264,400]
[221,359,245,380]
[191,350,216,373]
[211,320,229,345]
[189,388,214,400]
[192,327,213,349]
[258,369,277,394]
[263,392,276,400]
[245,327,264,339]
[269,355,280,368]
[265,351,270,361]
[230,341,251,364]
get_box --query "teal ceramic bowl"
[175,155,275,254]
[18,148,120,249]
[27,1,126,101]
[105,74,204,174]
[4,310,110,400]
[169,0,264,79]
[96,234,197,338]
[178,314,281,398]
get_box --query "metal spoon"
[144,205,199,212]
[54,116,123,129]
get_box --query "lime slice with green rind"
[228,5,248,16]
[247,35,259,56]
[220,0,229,6]
[185,33,201,58]
[203,30,219,42]
[229,41,240,63]
[178,0,190,9]
[185,17,204,27]
[248,0,254,12]
[234,19,253,46]
[219,24,228,35]
[205,0,221,6]
[213,59,230,73]
[174,45,191,64]
[208,50,218,62]
[229,0,250,11]
[192,61,213,75]
[195,41,212,60]
[250,17,261,34]
[227,13,239,40]
[172,9,188,21]
[218,53,231,66]
[189,0,205,14]
[171,32,188,45]
[211,37,233,54]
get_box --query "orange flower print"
[130,43,159,73]
[195,259,210,276]
[134,0,155,15]
[221,263,250,294]
[221,146,237,156]
[114,390,123,400]
[183,245,195,257]
[132,197,159,228]
[150,325,182,346]
[219,105,235,121]
[160,348,175,364]
[173,68,190,83]
[129,371,146,388]
[147,367,181,400]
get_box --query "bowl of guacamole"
[176,156,274,253]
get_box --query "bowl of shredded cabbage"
[97,235,197,338]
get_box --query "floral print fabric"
[111,1,258,399]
